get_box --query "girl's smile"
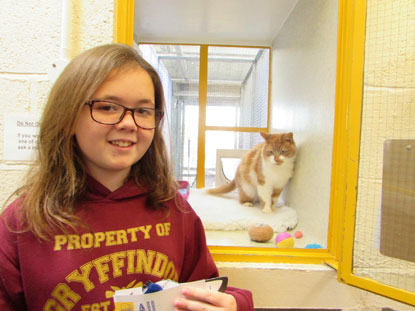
[109,140,135,147]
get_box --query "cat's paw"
[262,207,273,214]
[243,202,254,207]
[274,206,299,231]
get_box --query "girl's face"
[74,65,156,188]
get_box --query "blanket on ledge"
[187,188,298,232]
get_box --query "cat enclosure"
[136,0,336,252]
[118,0,415,305]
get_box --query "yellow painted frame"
[113,0,414,305]
[196,44,270,188]
[196,45,208,188]
[114,0,134,45]
[336,0,415,306]
[113,0,338,266]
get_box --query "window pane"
[139,44,200,187]
[206,46,269,128]
[204,131,264,188]
[352,0,415,293]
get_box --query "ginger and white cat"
[207,132,296,213]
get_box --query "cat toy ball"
[275,232,294,248]
[294,230,303,239]
[248,223,274,242]
[305,243,322,249]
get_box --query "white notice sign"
[3,113,41,161]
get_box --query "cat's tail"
[205,180,236,194]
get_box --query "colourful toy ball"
[294,231,303,239]
[248,223,274,242]
[275,232,294,248]
[305,243,322,249]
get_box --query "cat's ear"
[285,132,294,142]
[260,132,269,140]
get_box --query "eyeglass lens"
[90,101,160,129]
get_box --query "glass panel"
[352,0,415,292]
[206,46,269,128]
[138,44,200,187]
[196,130,302,248]
[204,131,263,188]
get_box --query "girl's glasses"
[85,99,164,130]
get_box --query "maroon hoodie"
[0,177,253,311]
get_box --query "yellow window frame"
[335,0,415,307]
[195,44,271,189]
[113,0,415,306]
[113,0,338,266]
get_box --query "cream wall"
[0,1,114,203]
[270,0,338,246]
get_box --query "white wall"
[0,1,114,203]
[270,0,338,246]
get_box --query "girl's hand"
[174,286,237,311]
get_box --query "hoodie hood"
[83,175,148,202]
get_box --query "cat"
[207,132,296,213]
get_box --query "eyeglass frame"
[84,99,164,130]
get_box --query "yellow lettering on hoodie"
[93,255,110,283]
[51,283,81,310]
[110,251,126,278]
[66,262,95,292]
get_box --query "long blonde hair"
[9,44,177,240]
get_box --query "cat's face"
[261,132,296,165]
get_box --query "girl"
[0,44,253,311]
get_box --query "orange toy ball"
[248,223,274,242]
[294,231,303,239]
